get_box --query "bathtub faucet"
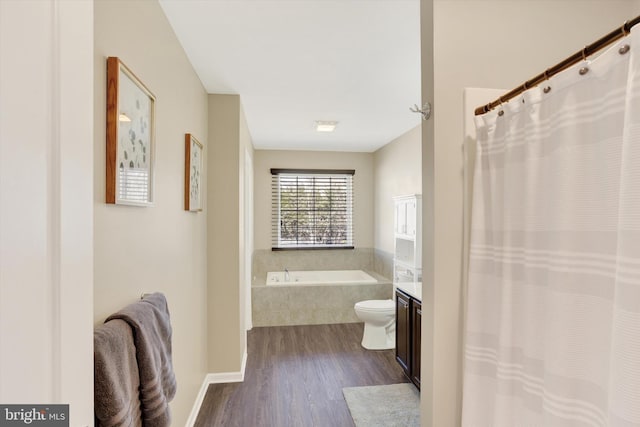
[284,268,290,282]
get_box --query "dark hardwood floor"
[194,323,409,427]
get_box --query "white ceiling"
[159,0,421,152]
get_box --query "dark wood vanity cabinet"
[410,299,421,388]
[395,290,411,374]
[395,289,421,389]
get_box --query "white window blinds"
[271,169,355,250]
[118,167,150,203]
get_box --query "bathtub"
[266,269,377,286]
[253,269,392,326]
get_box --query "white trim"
[58,1,95,423]
[244,147,253,331]
[184,376,211,427]
[240,349,248,380]
[184,350,248,427]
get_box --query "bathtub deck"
[194,323,410,427]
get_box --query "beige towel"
[107,293,177,427]
[94,319,142,427]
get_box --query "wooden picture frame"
[184,134,203,211]
[106,57,156,206]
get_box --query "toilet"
[354,299,396,350]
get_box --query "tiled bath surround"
[373,249,394,280]
[252,248,395,326]
[252,281,392,326]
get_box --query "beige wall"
[207,94,253,372]
[421,1,638,426]
[94,1,209,424]
[254,150,375,250]
[373,125,422,255]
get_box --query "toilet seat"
[355,299,394,313]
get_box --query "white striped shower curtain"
[462,28,640,427]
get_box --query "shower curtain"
[462,28,640,427]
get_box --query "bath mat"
[342,383,420,427]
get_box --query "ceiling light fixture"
[315,120,338,132]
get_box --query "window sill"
[271,246,355,251]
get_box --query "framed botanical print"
[185,133,203,211]
[106,57,155,206]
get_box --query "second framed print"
[185,134,203,212]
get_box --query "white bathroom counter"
[394,281,422,301]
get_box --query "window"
[271,169,354,250]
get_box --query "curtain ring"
[582,46,589,61]
[544,69,551,80]
[622,21,630,36]
[497,97,506,117]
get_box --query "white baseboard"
[184,375,211,427]
[184,350,248,427]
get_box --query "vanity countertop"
[394,281,422,301]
